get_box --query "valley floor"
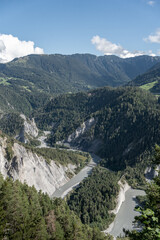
[52,153,98,198]
[107,188,146,238]
[51,145,146,239]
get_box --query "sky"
[0,0,160,62]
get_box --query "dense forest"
[34,86,160,172]
[67,167,119,230]
[0,82,50,115]
[0,54,159,115]
[129,62,160,94]
[0,174,112,240]
[2,86,160,173]
[0,113,24,136]
[0,53,160,240]
[123,145,160,240]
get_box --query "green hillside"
[0,54,159,114]
[129,63,160,95]
[67,167,119,230]
[1,55,160,239]
[34,86,160,172]
[0,174,110,240]
[3,54,160,90]
[0,83,49,115]
[0,54,160,115]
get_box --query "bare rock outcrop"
[20,114,39,138]
[0,137,74,196]
[57,117,102,152]
[104,179,130,234]
[66,117,96,142]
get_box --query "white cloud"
[147,1,155,6]
[91,35,146,58]
[148,50,156,56]
[144,29,160,43]
[0,34,44,63]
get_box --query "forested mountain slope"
[129,62,160,94]
[3,54,160,88]
[34,86,160,171]
[67,167,119,230]
[1,54,160,240]
[0,175,110,240]
[0,54,160,115]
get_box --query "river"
[108,188,146,238]
[52,153,99,198]
[51,147,146,238]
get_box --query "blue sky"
[0,0,160,62]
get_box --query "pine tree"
[125,145,160,240]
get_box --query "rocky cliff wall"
[0,137,74,196]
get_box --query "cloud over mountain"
[91,36,145,58]
[144,29,160,43]
[0,34,44,63]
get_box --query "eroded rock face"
[15,114,39,143]
[145,165,160,182]
[0,137,8,178]
[67,117,95,143]
[110,180,130,215]
[57,117,102,152]
[20,114,39,138]
[0,137,74,196]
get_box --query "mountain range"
[129,62,160,95]
[0,54,160,173]
[0,54,160,114]
[0,53,160,239]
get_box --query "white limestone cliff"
[0,137,75,196]
[56,117,101,152]
[110,180,131,215]
[60,117,96,144]
[68,117,95,142]
[20,114,39,138]
[104,179,130,234]
[145,165,160,182]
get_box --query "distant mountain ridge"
[128,62,160,94]
[0,53,160,114]
[5,54,160,88]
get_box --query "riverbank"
[111,180,131,215]
[49,140,146,238]
[104,180,130,235]
[52,154,98,198]
[106,188,146,238]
